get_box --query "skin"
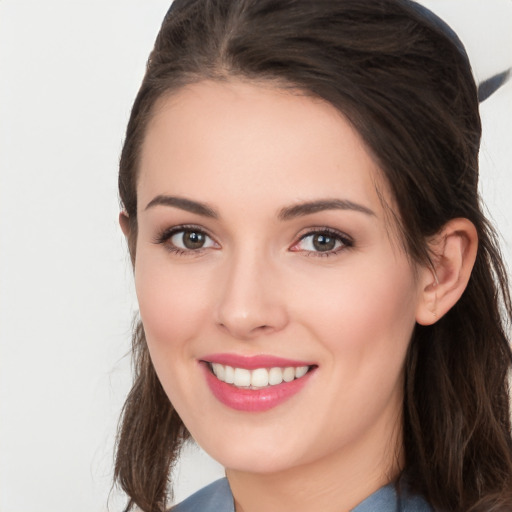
[124,80,477,512]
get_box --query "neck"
[226,414,403,512]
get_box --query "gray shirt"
[171,477,434,511]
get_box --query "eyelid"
[290,227,354,256]
[152,224,352,256]
[153,224,220,253]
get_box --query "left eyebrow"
[278,199,375,221]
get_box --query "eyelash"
[153,225,218,256]
[153,225,353,257]
[291,227,354,257]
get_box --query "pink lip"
[202,353,313,369]
[200,357,316,412]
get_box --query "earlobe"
[416,218,478,326]
[119,211,130,237]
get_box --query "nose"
[215,251,289,340]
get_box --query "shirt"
[171,477,434,511]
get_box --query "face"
[133,80,427,478]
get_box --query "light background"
[0,1,510,511]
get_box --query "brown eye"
[312,233,337,252]
[182,231,206,249]
[291,229,352,255]
[169,229,216,251]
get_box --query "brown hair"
[115,1,512,510]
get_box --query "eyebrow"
[144,195,374,220]
[144,195,218,218]
[278,199,375,220]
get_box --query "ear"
[416,218,478,326]
[119,211,130,237]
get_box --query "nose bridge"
[215,243,288,339]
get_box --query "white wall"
[0,1,510,511]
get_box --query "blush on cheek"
[305,264,417,354]
[135,262,218,361]
[138,291,199,347]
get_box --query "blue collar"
[171,477,433,512]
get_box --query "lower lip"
[202,364,314,412]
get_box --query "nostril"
[214,275,289,338]
[217,320,273,339]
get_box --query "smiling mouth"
[208,362,314,389]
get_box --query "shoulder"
[170,478,235,512]
[170,476,433,512]
[398,489,434,512]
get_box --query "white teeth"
[224,365,235,384]
[295,366,308,378]
[268,367,284,385]
[212,363,225,380]
[210,363,311,388]
[251,368,269,387]
[283,367,295,382]
[233,368,251,387]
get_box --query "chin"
[212,448,300,474]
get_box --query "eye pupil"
[183,231,205,249]
[313,234,336,251]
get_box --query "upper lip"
[201,353,315,369]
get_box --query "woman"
[115,0,512,511]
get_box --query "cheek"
[294,261,418,442]
[133,252,218,415]
[134,253,213,354]
[296,257,419,362]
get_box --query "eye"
[171,230,215,250]
[290,229,353,255]
[154,226,218,254]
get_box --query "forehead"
[138,79,390,217]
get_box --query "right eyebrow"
[144,195,218,218]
